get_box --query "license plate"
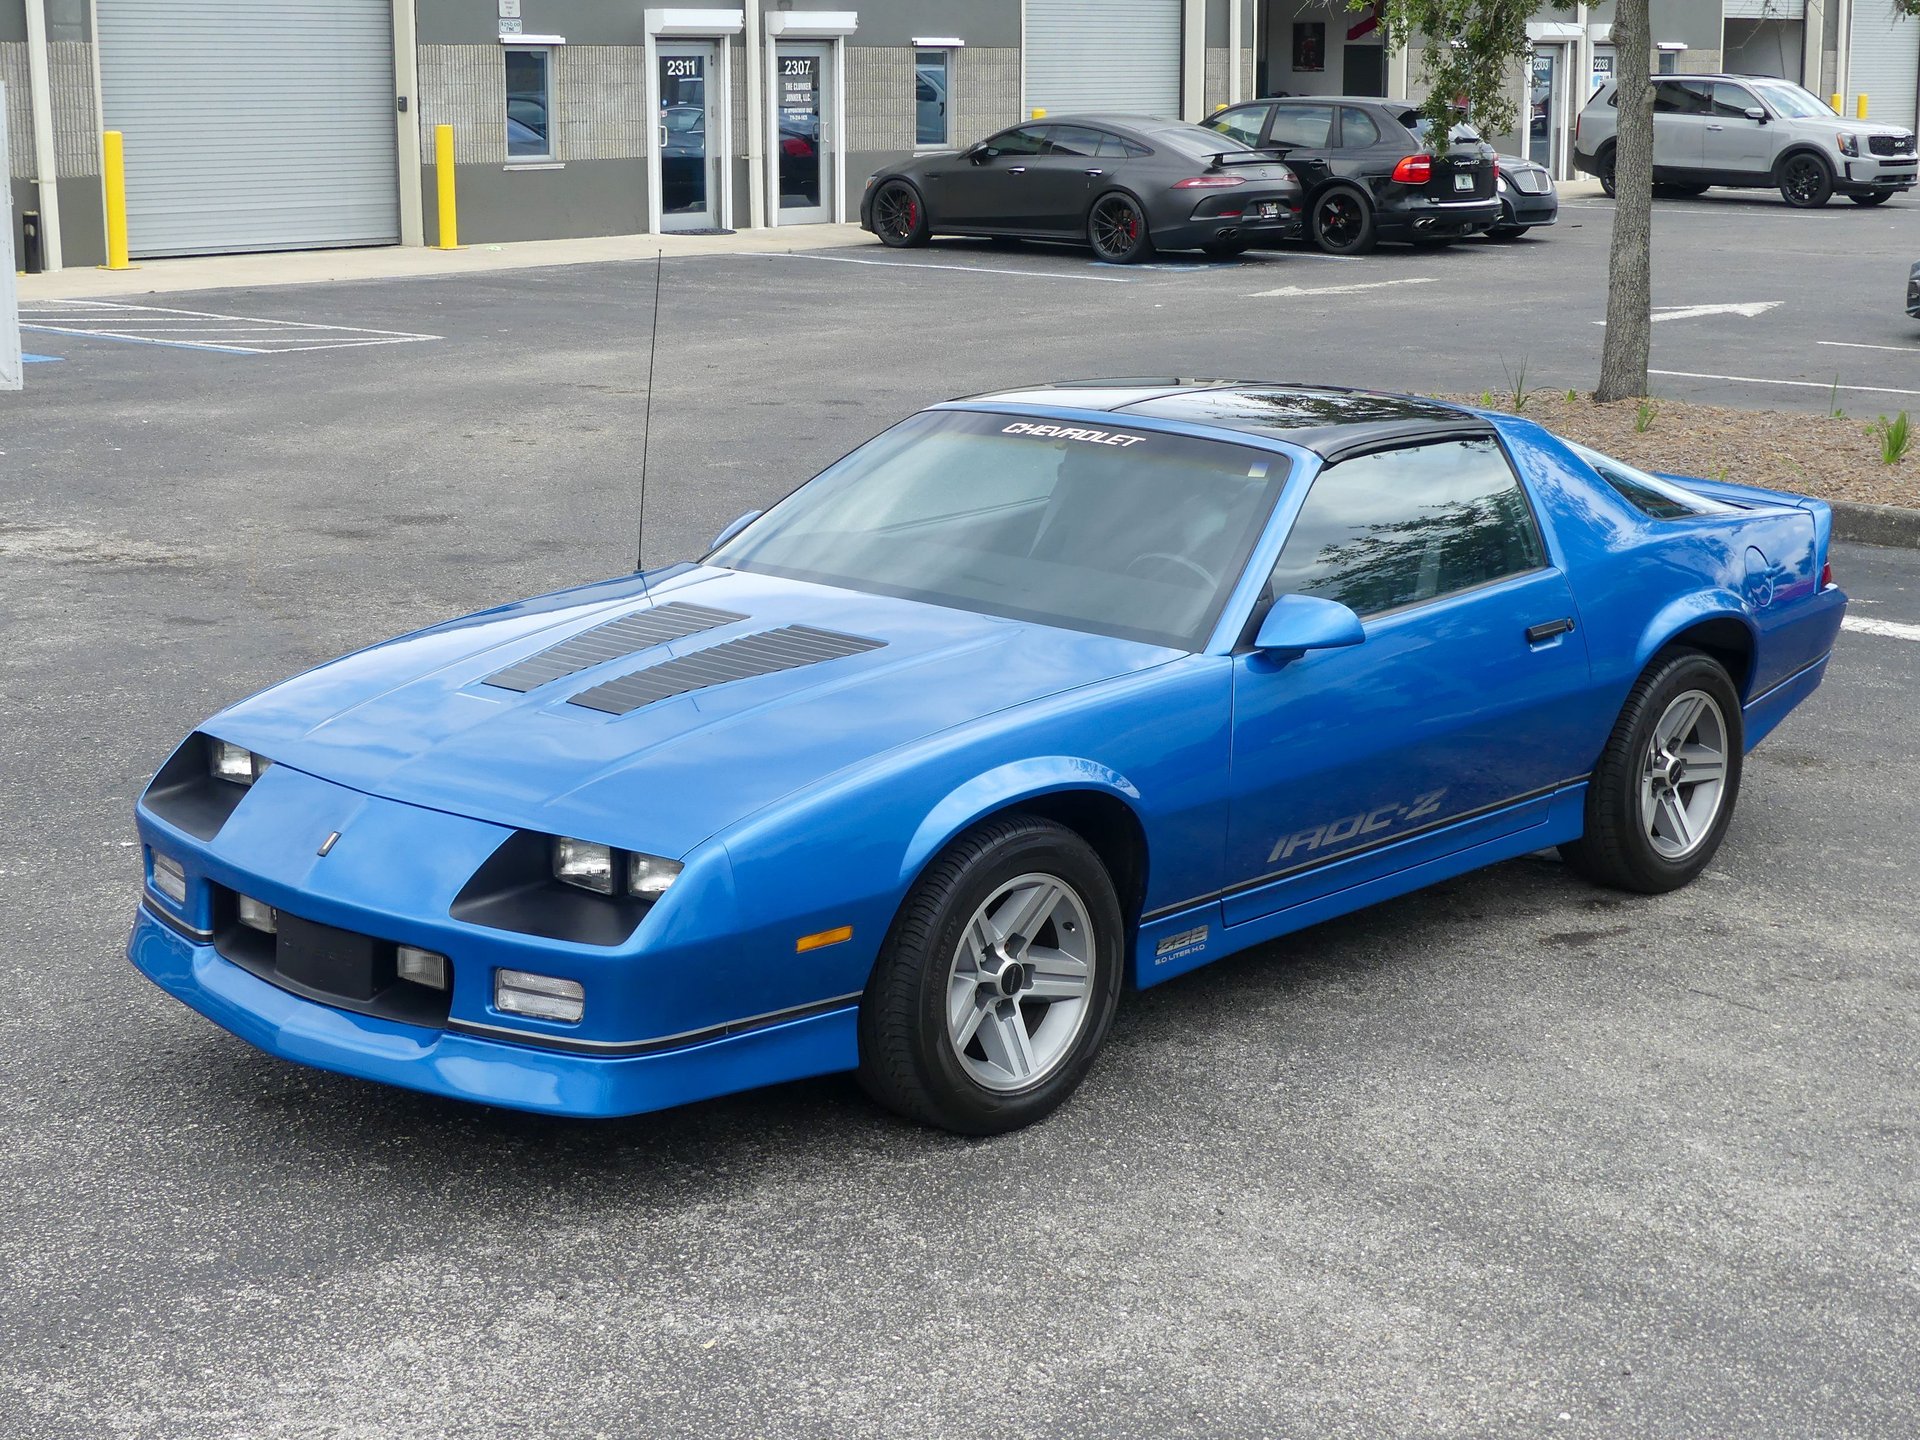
[1255,201,1280,219]
[1454,172,1475,192]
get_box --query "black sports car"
[1200,96,1500,254]
[859,113,1304,263]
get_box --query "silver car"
[1574,74,1917,208]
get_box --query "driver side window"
[989,125,1051,156]
[1268,438,1546,617]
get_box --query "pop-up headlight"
[209,740,270,787]
[552,838,682,901]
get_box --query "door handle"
[1525,618,1575,644]
[1084,168,1105,177]
[1706,123,1724,131]
[659,124,668,148]
[1008,165,1027,175]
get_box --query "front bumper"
[1498,188,1559,228]
[1839,155,1916,193]
[129,903,858,1117]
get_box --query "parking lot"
[4,192,1919,1438]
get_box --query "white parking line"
[1248,277,1437,298]
[1651,368,1920,399]
[766,252,1131,283]
[1817,340,1918,354]
[18,299,440,355]
[1843,616,1920,642]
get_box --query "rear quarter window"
[1572,445,1739,518]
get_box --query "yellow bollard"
[435,123,458,249]
[100,130,131,271]
[1029,108,1046,120]
[1857,93,1869,120]
[1831,93,1842,112]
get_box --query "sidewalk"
[17,222,875,303]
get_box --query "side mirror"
[1744,106,1767,122]
[970,146,995,164]
[1253,594,1365,654]
[709,509,761,552]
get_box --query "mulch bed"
[1441,391,1918,510]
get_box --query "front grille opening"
[211,887,453,1029]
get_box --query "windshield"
[711,409,1290,649]
[1751,80,1838,119]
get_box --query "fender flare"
[1632,592,1759,684]
[1772,145,1835,184]
[899,758,1144,889]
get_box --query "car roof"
[950,380,1492,460]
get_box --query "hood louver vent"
[568,625,886,716]
[484,602,746,693]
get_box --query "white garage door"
[1848,0,1920,131]
[1025,0,1182,121]
[98,0,400,257]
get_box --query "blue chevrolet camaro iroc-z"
[129,383,1847,1133]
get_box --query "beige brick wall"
[420,43,649,166]
[1,41,99,179]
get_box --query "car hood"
[205,567,1180,856]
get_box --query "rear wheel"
[1087,192,1155,263]
[872,180,931,247]
[1310,188,1376,255]
[1597,146,1617,198]
[858,815,1125,1134]
[1560,650,1744,894]
[1852,191,1895,206]
[1778,152,1834,208]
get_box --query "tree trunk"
[1596,0,1653,402]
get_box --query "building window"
[915,49,952,148]
[505,48,554,160]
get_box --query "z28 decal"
[1268,788,1448,865]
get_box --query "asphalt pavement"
[3,193,1919,1439]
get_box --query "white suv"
[1573,74,1917,208]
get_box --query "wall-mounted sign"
[499,17,522,34]
[499,0,521,16]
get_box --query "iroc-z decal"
[1268,789,1448,865]
[1153,924,1210,967]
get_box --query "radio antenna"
[635,248,665,593]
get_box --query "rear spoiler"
[1205,148,1293,170]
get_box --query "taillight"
[1820,560,1833,588]
[1174,175,1246,188]
[1391,154,1433,184]
[781,135,812,157]
[1492,159,1501,178]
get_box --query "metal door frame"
[655,39,723,231]
[765,35,845,226]
[643,9,741,235]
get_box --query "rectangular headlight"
[626,853,682,898]
[236,894,277,934]
[495,968,584,1023]
[552,837,615,895]
[150,850,187,905]
[210,740,268,786]
[396,945,448,991]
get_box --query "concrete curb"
[1831,499,1920,549]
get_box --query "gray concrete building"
[3,0,1915,270]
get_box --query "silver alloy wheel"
[1639,688,1730,860]
[945,872,1095,1093]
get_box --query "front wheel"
[1852,191,1895,207]
[871,179,931,247]
[858,815,1125,1134]
[1087,192,1155,263]
[1778,153,1834,208]
[1560,650,1744,894]
[1310,188,1376,255]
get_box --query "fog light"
[397,945,448,990]
[236,894,277,934]
[553,838,615,895]
[495,968,584,1023]
[151,850,187,905]
[210,740,267,786]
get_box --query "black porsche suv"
[1200,96,1501,254]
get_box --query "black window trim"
[1261,430,1555,625]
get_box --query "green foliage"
[1500,355,1532,413]
[1829,375,1845,419]
[1371,0,1537,141]
[1870,411,1912,465]
[1634,396,1658,433]
[1566,388,1579,403]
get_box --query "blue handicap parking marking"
[23,353,61,363]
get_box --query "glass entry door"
[775,42,833,223]
[1528,45,1569,176]
[659,42,720,231]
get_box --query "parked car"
[1907,260,1920,318]
[860,114,1304,263]
[129,382,1846,1134]
[1489,151,1559,237]
[1574,74,1917,208]
[1200,96,1501,254]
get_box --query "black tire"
[1597,146,1617,198]
[1087,192,1155,263]
[1485,226,1530,240]
[857,815,1125,1135]
[1777,152,1834,208]
[1201,236,1252,258]
[1309,187,1376,255]
[871,179,931,247]
[1559,649,1745,895]
[1851,191,1895,206]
